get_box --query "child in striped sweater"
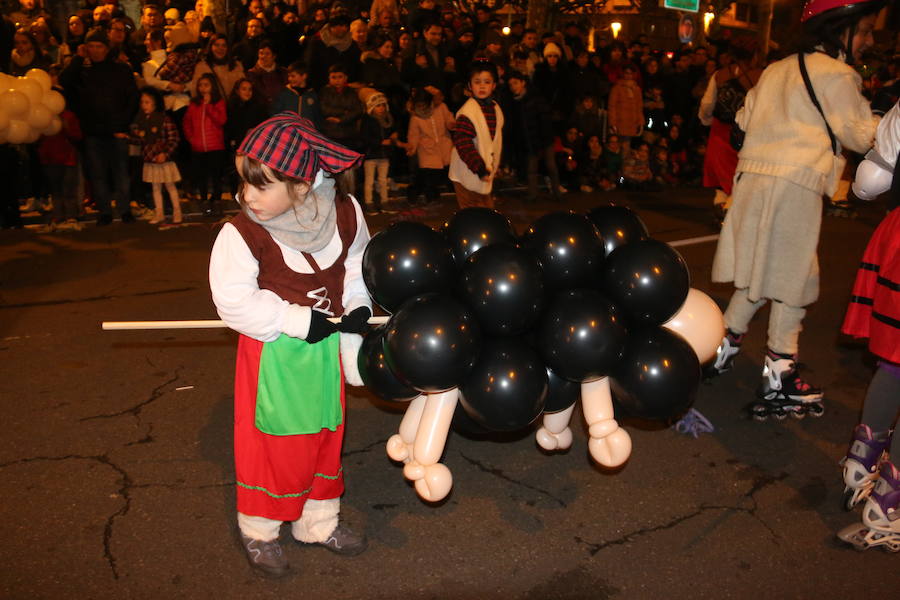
[448,59,504,209]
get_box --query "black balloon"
[459,243,544,336]
[600,238,690,326]
[537,289,628,383]
[520,211,605,290]
[586,205,650,258]
[443,207,517,267]
[610,327,701,421]
[362,221,457,313]
[451,395,492,436]
[543,367,581,413]
[459,338,548,432]
[357,326,420,403]
[384,293,481,393]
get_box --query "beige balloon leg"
[386,393,427,463]
[400,389,457,502]
[535,403,576,451]
[582,378,632,467]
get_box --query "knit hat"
[84,27,109,46]
[366,92,388,114]
[543,42,562,57]
[164,8,180,21]
[238,112,363,182]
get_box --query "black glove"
[305,311,338,343]
[337,306,372,334]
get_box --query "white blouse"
[209,197,372,343]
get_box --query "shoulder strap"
[799,52,838,155]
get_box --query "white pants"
[237,497,340,543]
[363,159,390,208]
[723,287,806,355]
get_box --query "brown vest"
[230,196,358,317]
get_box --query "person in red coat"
[183,73,227,215]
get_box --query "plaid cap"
[237,112,363,182]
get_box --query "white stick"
[101,316,390,330]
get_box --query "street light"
[703,11,715,32]
[610,21,621,38]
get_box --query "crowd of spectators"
[1,0,898,229]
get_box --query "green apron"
[254,333,342,435]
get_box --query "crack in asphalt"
[574,471,788,555]
[343,436,389,457]
[81,371,181,422]
[0,287,197,310]
[0,454,131,579]
[458,452,567,507]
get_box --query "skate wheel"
[807,403,825,418]
[886,542,900,553]
[773,410,788,421]
[790,409,806,420]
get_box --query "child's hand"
[326,116,340,123]
[305,312,338,343]
[337,307,372,334]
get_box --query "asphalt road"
[0,187,895,599]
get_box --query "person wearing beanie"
[360,91,402,214]
[209,113,372,578]
[532,39,573,132]
[60,26,139,225]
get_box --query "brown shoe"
[241,533,290,577]
[306,524,367,556]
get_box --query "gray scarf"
[244,171,339,254]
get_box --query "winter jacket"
[38,109,82,167]
[59,55,138,136]
[225,98,269,151]
[247,64,288,109]
[183,99,227,153]
[505,90,555,154]
[129,112,180,162]
[608,79,644,138]
[271,86,322,128]
[319,85,363,148]
[361,114,399,160]
[407,103,454,168]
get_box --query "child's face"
[198,78,213,96]
[329,71,348,89]
[237,81,253,101]
[140,94,155,114]
[588,136,601,152]
[237,162,309,221]
[469,71,496,100]
[565,128,579,143]
[373,103,387,116]
[607,136,620,152]
[637,146,649,160]
[581,97,594,110]
[287,70,307,88]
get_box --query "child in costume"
[209,113,373,577]
[707,0,882,420]
[449,59,504,209]
[836,100,900,552]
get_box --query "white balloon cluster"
[0,69,66,145]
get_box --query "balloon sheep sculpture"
[0,69,66,144]
[359,206,725,502]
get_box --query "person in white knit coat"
[708,0,883,420]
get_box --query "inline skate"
[703,330,743,380]
[837,460,900,552]
[840,424,891,510]
[749,350,824,421]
